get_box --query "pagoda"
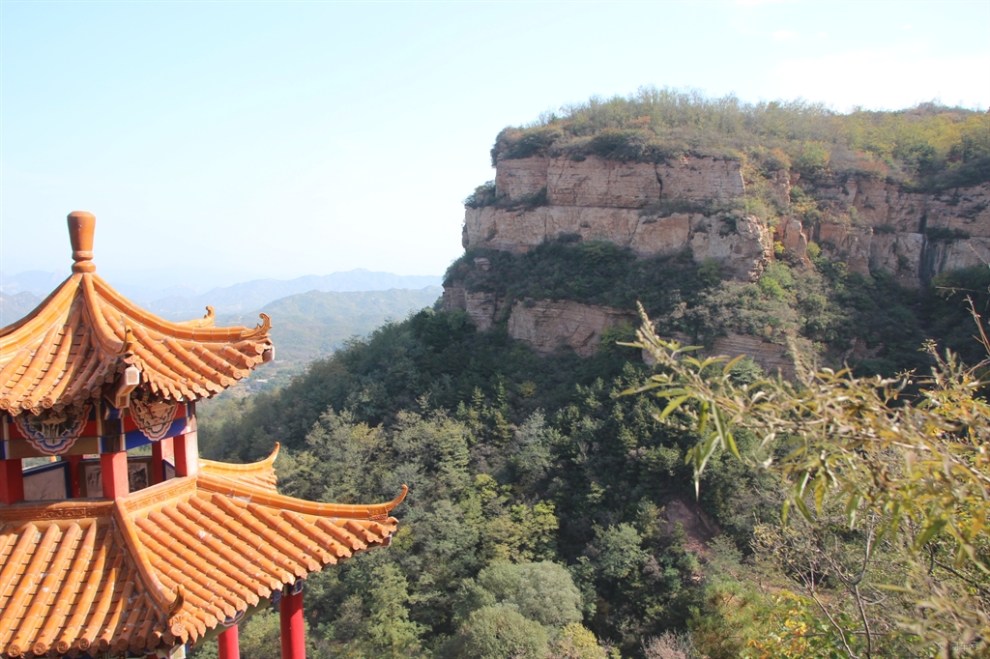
[0,212,405,659]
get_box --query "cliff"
[463,154,990,286]
[445,147,990,369]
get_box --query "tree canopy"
[624,302,990,655]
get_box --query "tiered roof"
[0,212,405,657]
[0,211,273,417]
[0,467,405,657]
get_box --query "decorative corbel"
[113,365,142,409]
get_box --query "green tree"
[624,304,990,654]
[590,523,648,582]
[468,561,584,628]
[237,610,283,658]
[350,561,425,657]
[551,623,610,659]
[445,604,550,659]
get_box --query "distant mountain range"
[144,270,442,319]
[220,286,443,387]
[1,269,441,319]
[0,291,44,325]
[1,270,444,385]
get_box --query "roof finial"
[67,211,96,273]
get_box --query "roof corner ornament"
[113,365,142,409]
[121,325,137,357]
[385,484,409,514]
[168,585,185,617]
[67,210,97,274]
[245,312,274,342]
[167,585,188,639]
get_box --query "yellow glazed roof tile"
[0,472,405,657]
[0,212,273,417]
[199,443,281,490]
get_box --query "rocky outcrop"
[711,333,798,380]
[495,155,744,208]
[506,300,635,357]
[468,155,990,289]
[441,285,504,332]
[472,155,762,280]
[442,284,634,357]
[449,147,990,361]
[495,156,548,202]
[791,177,990,286]
[776,218,811,268]
[463,206,771,280]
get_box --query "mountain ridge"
[0,268,441,321]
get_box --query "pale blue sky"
[2,0,988,290]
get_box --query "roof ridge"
[81,274,129,357]
[200,442,280,475]
[0,274,78,344]
[112,493,188,639]
[197,471,408,521]
[89,273,271,341]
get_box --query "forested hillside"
[195,92,990,658]
[217,286,442,390]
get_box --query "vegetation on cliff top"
[491,86,990,190]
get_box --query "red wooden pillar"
[0,459,24,504]
[100,451,129,499]
[66,455,83,497]
[151,437,174,485]
[174,431,199,477]
[280,585,305,659]
[218,625,240,659]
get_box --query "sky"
[2,0,989,292]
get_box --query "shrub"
[925,226,970,241]
[464,181,497,208]
[791,141,831,179]
[492,126,562,164]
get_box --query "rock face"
[806,178,990,287]
[495,155,744,208]
[448,150,990,359]
[466,154,990,288]
[469,155,765,280]
[711,333,798,380]
[506,301,635,358]
[441,285,504,332]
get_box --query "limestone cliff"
[445,150,990,367]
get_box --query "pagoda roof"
[0,212,273,417]
[199,442,281,490]
[0,464,406,657]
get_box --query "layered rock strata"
[447,151,990,364]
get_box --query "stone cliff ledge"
[448,151,990,364]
